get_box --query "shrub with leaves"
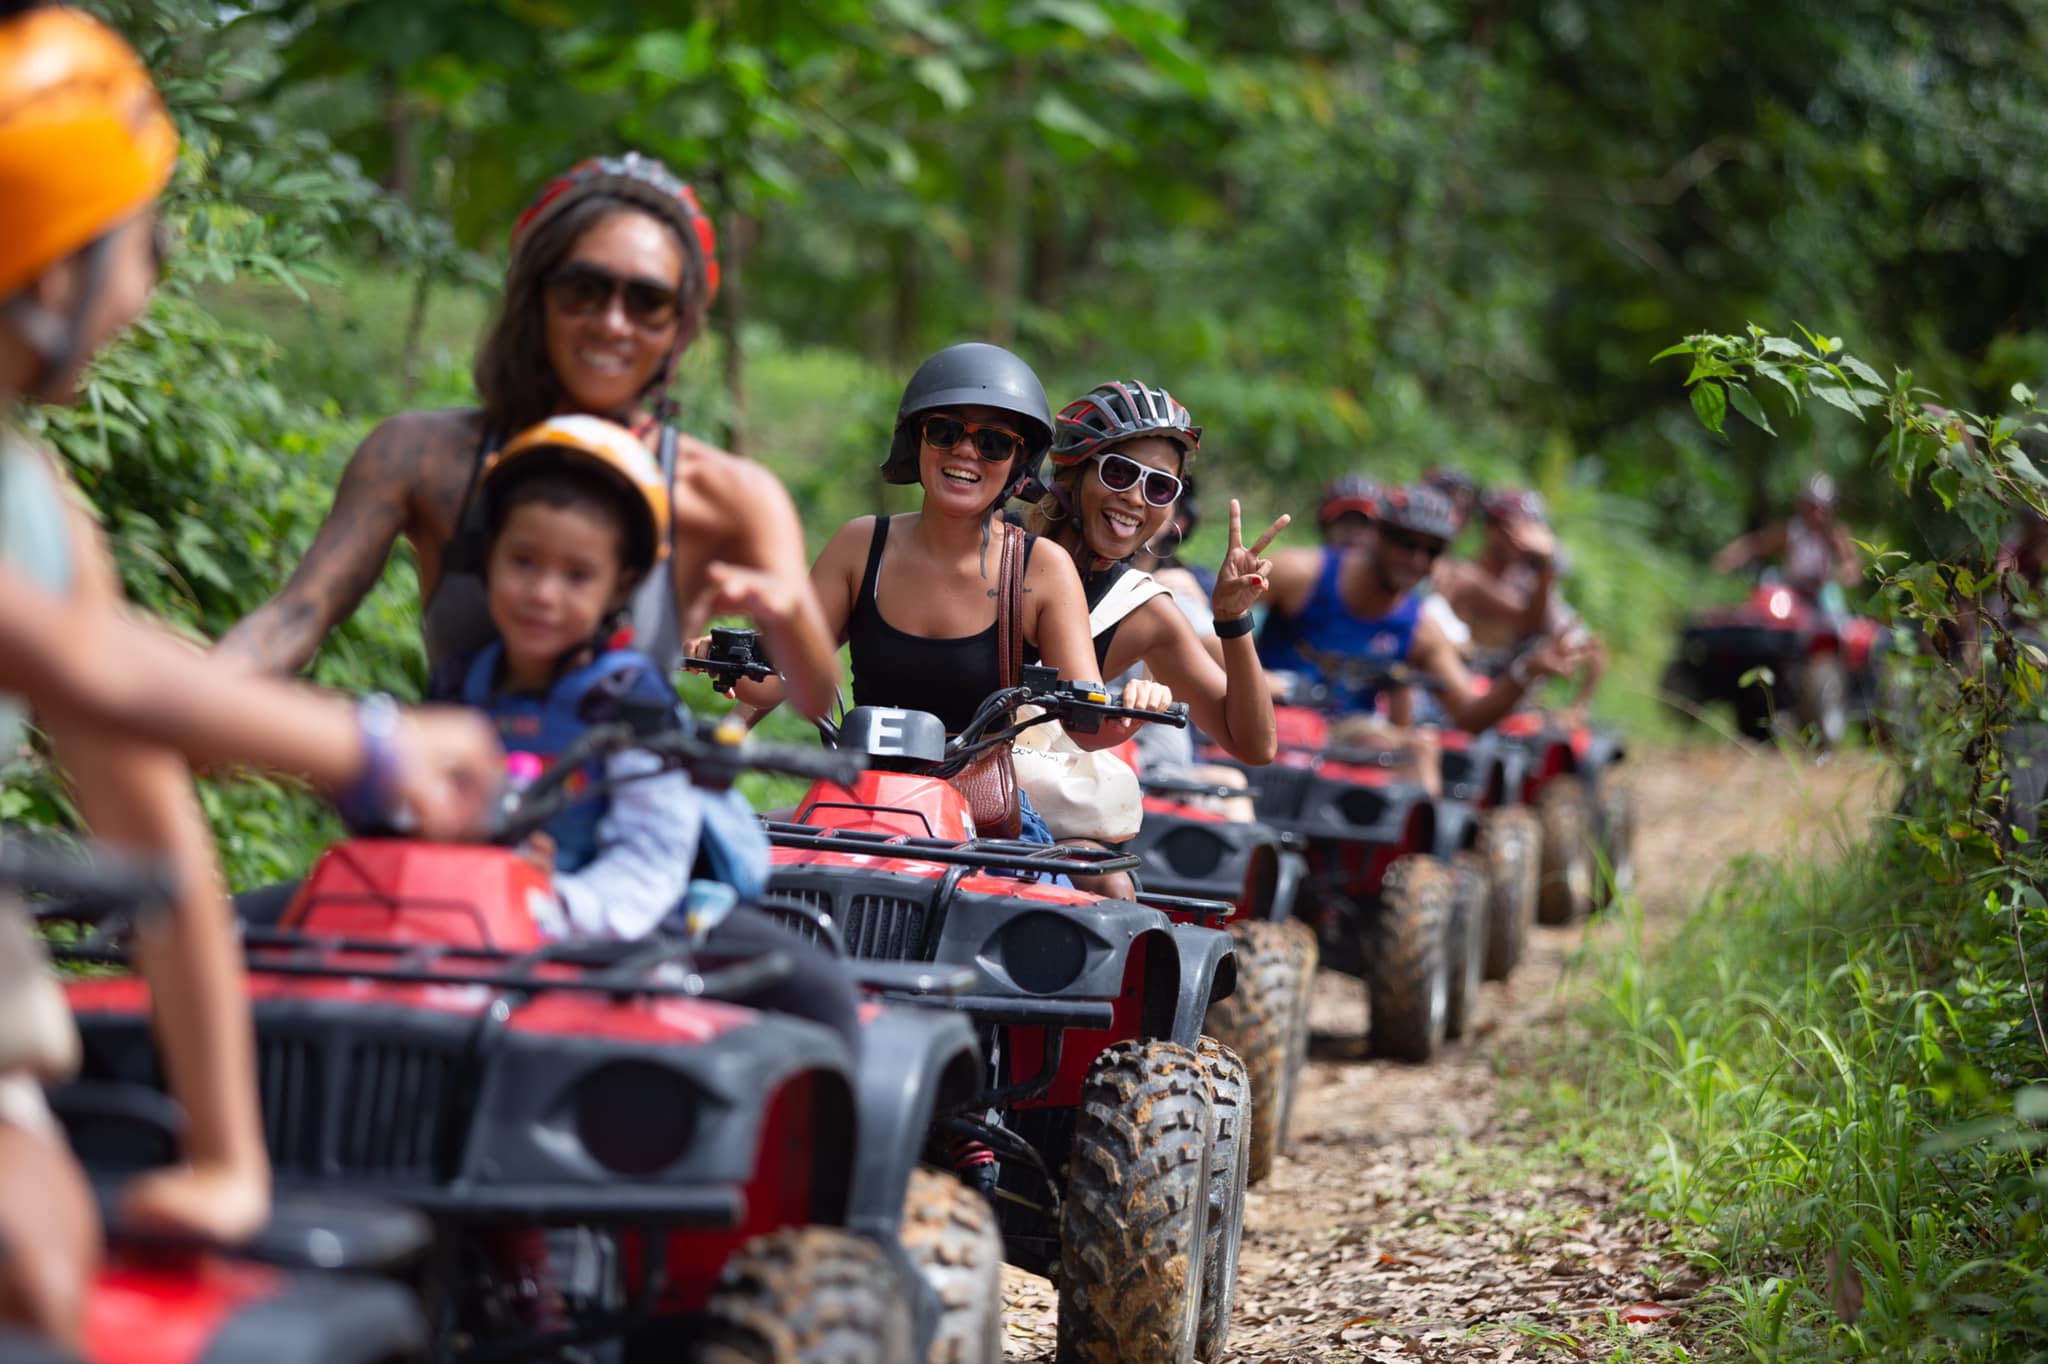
[1526,325,2048,1360]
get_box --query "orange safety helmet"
[0,6,177,300]
[481,415,672,582]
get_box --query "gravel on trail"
[1001,741,1886,1362]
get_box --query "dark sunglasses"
[544,262,682,332]
[1379,525,1447,560]
[920,414,1026,465]
[1094,451,1184,508]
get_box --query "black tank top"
[421,424,680,673]
[847,515,1036,733]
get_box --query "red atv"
[11,837,430,1364]
[1204,687,1463,1064]
[57,722,1000,1364]
[1117,755,1315,1185]
[1492,705,1632,924]
[1425,723,1542,992]
[1665,573,1886,748]
[706,643,1249,1364]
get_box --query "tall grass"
[1532,800,2048,1359]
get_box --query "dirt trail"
[1001,741,1886,1362]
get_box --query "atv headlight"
[574,1062,697,1176]
[994,912,1089,995]
[1337,788,1386,827]
[1159,825,1228,880]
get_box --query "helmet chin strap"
[2,234,115,401]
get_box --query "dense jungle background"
[17,2,2048,1357]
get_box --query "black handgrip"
[735,740,868,787]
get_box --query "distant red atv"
[1664,574,1886,748]
[58,722,999,1364]
[698,639,1248,1364]
[10,836,430,1364]
[1211,693,1465,1063]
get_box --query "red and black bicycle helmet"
[513,153,720,322]
[1049,380,1201,469]
[1378,483,1461,543]
[1317,474,1382,526]
[1481,486,1550,528]
[1422,466,1480,530]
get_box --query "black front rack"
[763,822,1140,877]
[1141,777,1247,801]
[1132,891,1236,922]
[51,927,793,1004]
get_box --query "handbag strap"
[997,522,1025,688]
[1088,566,1173,639]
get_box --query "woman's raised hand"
[1212,499,1290,622]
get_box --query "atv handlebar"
[1,836,176,925]
[496,719,866,847]
[678,626,780,694]
[938,665,1188,773]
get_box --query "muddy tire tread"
[1593,781,1636,909]
[1479,807,1539,980]
[1273,917,1318,1155]
[700,1227,912,1364]
[1444,851,1489,1040]
[1366,855,1452,1063]
[1536,780,1595,926]
[901,1168,1003,1364]
[1203,920,1298,1184]
[1193,1038,1249,1364]
[1056,1040,1215,1364]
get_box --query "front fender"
[1432,798,1479,857]
[1582,727,1627,781]
[1269,849,1308,922]
[1163,923,1237,1049]
[844,1006,982,1242]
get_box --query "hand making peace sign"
[1212,499,1291,622]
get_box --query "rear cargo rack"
[764,822,1140,876]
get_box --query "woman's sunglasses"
[1094,451,1184,508]
[544,262,682,332]
[1379,525,1447,560]
[920,414,1026,465]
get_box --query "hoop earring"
[1145,524,1185,559]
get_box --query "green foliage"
[1532,851,2048,1360]
[1525,329,2048,1358]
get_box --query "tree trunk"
[398,269,432,405]
[889,229,923,368]
[986,60,1036,345]
[382,67,417,205]
[718,206,757,456]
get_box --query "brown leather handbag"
[951,522,1025,839]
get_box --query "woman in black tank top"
[1023,381,1286,766]
[732,344,1172,748]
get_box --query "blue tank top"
[0,439,76,759]
[1256,549,1421,712]
[447,644,673,871]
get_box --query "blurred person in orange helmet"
[0,5,500,1347]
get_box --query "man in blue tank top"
[1258,482,1579,731]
